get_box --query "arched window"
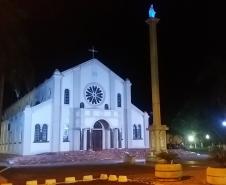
[63,124,69,142]
[34,124,41,142]
[80,102,84,108]
[94,121,102,129]
[133,124,137,139]
[64,89,70,104]
[137,124,142,139]
[117,93,121,107]
[8,124,11,131]
[42,124,48,142]
[104,104,109,110]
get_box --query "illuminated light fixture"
[222,121,226,127]
[149,4,156,18]
[205,134,210,139]
[188,135,195,142]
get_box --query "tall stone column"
[146,5,168,158]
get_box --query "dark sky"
[4,1,226,125]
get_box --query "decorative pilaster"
[124,78,132,148]
[51,69,62,152]
[23,105,32,155]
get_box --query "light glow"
[188,135,195,142]
[205,134,210,139]
[222,121,226,127]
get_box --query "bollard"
[118,176,128,182]
[108,175,118,181]
[45,179,56,185]
[26,180,38,185]
[1,184,13,185]
[83,175,93,182]
[65,177,77,183]
[99,174,108,180]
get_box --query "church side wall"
[130,108,146,148]
[0,112,24,155]
[4,78,53,120]
[28,100,52,154]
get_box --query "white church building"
[0,59,149,155]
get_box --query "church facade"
[0,59,149,155]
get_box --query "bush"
[209,147,226,167]
[157,152,179,164]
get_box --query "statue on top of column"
[149,4,156,18]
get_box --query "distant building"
[0,59,149,155]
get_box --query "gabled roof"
[61,58,125,83]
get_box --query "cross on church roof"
[88,46,98,59]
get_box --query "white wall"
[29,100,52,154]
[4,78,53,120]
[0,112,24,154]
[80,61,110,109]
[130,107,145,148]
[60,72,73,151]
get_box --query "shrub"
[157,152,179,164]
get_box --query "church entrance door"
[92,130,102,151]
[92,120,110,151]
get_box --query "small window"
[42,124,48,142]
[137,124,142,139]
[80,102,84,108]
[64,89,70,104]
[8,124,11,131]
[34,124,41,142]
[104,104,109,110]
[117,93,121,107]
[133,124,137,139]
[63,124,69,142]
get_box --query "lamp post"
[188,135,195,148]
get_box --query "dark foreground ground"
[0,149,211,185]
[0,162,209,185]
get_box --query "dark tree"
[0,0,34,120]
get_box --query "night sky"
[3,1,226,130]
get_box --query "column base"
[146,149,168,163]
[147,124,169,162]
[146,150,156,162]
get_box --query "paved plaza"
[0,149,211,185]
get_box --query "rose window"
[85,84,104,105]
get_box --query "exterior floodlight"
[188,135,195,142]
[205,134,210,139]
[223,121,226,127]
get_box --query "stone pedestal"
[146,125,168,161]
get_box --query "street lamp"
[205,134,210,140]
[188,135,195,142]
[222,121,226,127]
[187,135,195,149]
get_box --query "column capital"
[146,18,160,25]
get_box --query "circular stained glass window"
[85,83,104,105]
